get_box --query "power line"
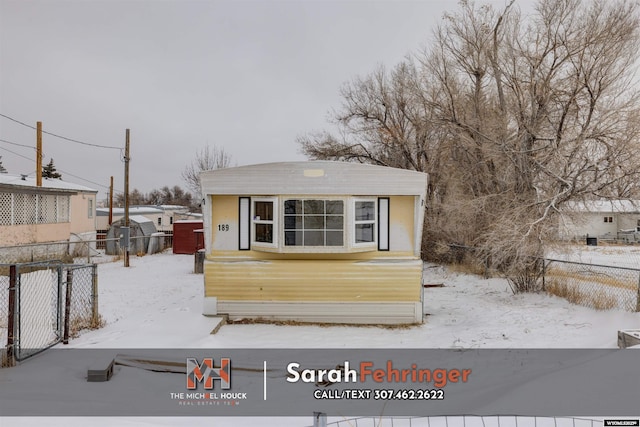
[0,112,123,150]
[55,168,114,191]
[0,144,116,192]
[0,137,36,150]
[0,145,36,162]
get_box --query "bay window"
[284,199,344,247]
[243,196,388,252]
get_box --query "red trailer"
[172,220,204,254]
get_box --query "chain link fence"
[434,245,640,312]
[1,261,99,367]
[0,271,8,367]
[543,259,640,312]
[0,233,173,266]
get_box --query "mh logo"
[186,357,231,390]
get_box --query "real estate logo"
[186,357,231,390]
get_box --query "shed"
[199,161,428,325]
[105,215,158,255]
[172,220,205,254]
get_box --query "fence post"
[58,264,65,335]
[313,412,327,427]
[6,265,17,367]
[542,259,546,292]
[63,269,73,344]
[636,271,640,313]
[91,264,99,326]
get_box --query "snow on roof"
[96,205,189,216]
[0,174,98,193]
[96,206,164,216]
[154,205,188,210]
[129,215,154,224]
[567,200,640,213]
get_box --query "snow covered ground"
[1,249,639,427]
[547,243,640,269]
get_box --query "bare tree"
[299,0,640,292]
[181,145,233,197]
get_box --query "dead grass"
[546,278,618,310]
[546,267,636,290]
[226,317,420,330]
[446,261,490,277]
[68,314,106,338]
[1,349,10,368]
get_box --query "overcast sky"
[0,0,527,199]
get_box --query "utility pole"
[108,176,114,225]
[124,130,130,267]
[36,121,42,186]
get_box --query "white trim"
[251,197,278,249]
[352,198,377,249]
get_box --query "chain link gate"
[1,261,98,367]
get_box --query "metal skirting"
[215,301,423,325]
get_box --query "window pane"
[284,231,303,246]
[355,201,375,221]
[326,231,343,246]
[284,215,303,229]
[254,201,273,221]
[304,200,324,214]
[305,231,324,246]
[326,216,343,229]
[284,199,302,214]
[355,224,374,243]
[305,215,325,229]
[255,224,273,243]
[326,200,343,215]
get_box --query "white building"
[560,200,640,242]
[96,205,189,232]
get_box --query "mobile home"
[200,161,428,324]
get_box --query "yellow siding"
[210,195,240,251]
[389,196,415,252]
[204,259,422,302]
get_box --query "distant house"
[0,174,97,258]
[96,205,189,232]
[199,161,429,325]
[560,200,640,242]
